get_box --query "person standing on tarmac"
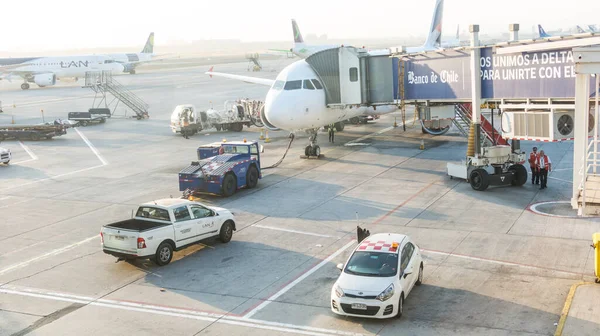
[529,146,539,185]
[536,150,552,189]
[328,124,335,143]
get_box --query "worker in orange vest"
[536,150,552,190]
[528,146,540,185]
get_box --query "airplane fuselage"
[262,60,397,132]
[1,55,124,79]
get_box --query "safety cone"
[420,139,425,150]
[259,128,265,140]
[265,130,271,143]
[393,117,398,128]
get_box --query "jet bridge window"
[284,80,302,90]
[303,80,315,90]
[349,67,358,82]
[311,79,323,90]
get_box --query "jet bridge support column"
[509,24,521,153]
[571,47,600,213]
[469,24,482,156]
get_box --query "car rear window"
[136,206,170,221]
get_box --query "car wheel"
[416,263,423,286]
[219,221,234,243]
[396,294,404,318]
[154,242,173,266]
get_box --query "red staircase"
[459,103,509,146]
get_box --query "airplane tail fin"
[538,24,550,38]
[141,32,154,54]
[292,19,304,44]
[589,25,598,33]
[577,25,585,33]
[456,24,459,40]
[423,0,444,48]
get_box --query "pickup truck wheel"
[219,221,234,243]
[154,242,173,266]
[222,173,237,197]
[246,165,258,189]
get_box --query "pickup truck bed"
[105,219,169,232]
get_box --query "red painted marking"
[372,182,436,225]
[373,246,382,250]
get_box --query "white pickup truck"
[101,198,236,266]
[0,147,11,165]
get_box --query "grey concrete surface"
[562,283,600,336]
[0,59,598,336]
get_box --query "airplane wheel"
[335,122,344,132]
[312,145,320,157]
[305,146,311,157]
[130,70,136,75]
[21,83,30,90]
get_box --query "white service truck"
[101,199,236,266]
[0,146,11,164]
[170,100,263,137]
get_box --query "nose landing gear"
[302,129,323,159]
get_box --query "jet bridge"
[305,47,396,107]
[388,24,600,200]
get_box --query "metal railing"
[577,74,600,215]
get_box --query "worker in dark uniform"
[328,123,335,143]
[536,150,552,189]
[181,108,192,139]
[529,146,539,185]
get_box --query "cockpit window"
[303,80,315,90]
[311,79,323,90]
[284,80,302,90]
[272,80,285,90]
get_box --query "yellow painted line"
[554,281,596,336]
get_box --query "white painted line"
[1,164,106,191]
[12,158,37,165]
[0,235,97,276]
[548,176,573,184]
[345,126,395,145]
[19,141,38,161]
[0,196,11,201]
[243,240,355,319]
[528,201,580,219]
[0,286,364,336]
[253,224,340,238]
[422,249,582,275]
[74,128,108,166]
[552,168,572,172]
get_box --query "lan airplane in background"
[102,32,156,74]
[0,32,156,90]
[271,0,451,58]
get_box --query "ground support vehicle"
[331,232,423,319]
[68,112,106,126]
[170,100,263,137]
[0,123,67,141]
[179,141,262,197]
[0,147,11,164]
[101,198,236,266]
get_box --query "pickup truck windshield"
[136,206,170,221]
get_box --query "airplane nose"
[263,90,286,129]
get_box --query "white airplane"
[102,32,156,74]
[206,49,398,158]
[272,0,448,58]
[269,19,340,59]
[0,55,125,90]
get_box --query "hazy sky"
[1,0,599,51]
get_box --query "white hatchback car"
[331,233,423,319]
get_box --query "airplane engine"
[260,105,280,131]
[122,63,134,73]
[33,74,56,87]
